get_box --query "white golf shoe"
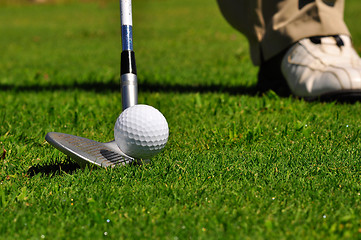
[281,35,361,99]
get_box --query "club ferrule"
[121,50,137,75]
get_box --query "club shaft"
[120,0,133,51]
[120,0,137,110]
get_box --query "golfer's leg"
[216,0,265,65]
[216,0,289,93]
[261,0,350,62]
[217,0,349,65]
[217,0,361,99]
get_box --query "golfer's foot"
[258,35,361,101]
[257,48,290,97]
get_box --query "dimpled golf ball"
[114,104,169,159]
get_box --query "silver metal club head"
[46,132,133,168]
[45,132,149,168]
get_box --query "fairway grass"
[1,0,361,239]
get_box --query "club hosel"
[121,73,138,110]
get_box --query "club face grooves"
[45,132,135,168]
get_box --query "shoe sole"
[304,90,361,103]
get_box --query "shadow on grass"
[5,81,358,102]
[0,81,260,96]
[27,159,81,177]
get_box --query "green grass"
[1,0,361,239]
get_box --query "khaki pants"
[217,0,350,65]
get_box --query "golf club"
[45,0,144,168]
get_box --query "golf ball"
[114,104,169,159]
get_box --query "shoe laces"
[309,35,344,47]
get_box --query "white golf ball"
[114,104,169,159]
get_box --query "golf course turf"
[1,0,361,239]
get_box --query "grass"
[1,0,361,239]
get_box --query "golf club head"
[45,132,149,168]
